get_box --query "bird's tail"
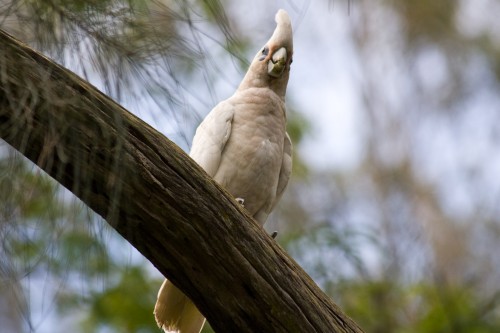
[154,279,206,333]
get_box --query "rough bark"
[0,28,364,333]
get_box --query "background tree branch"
[0,29,364,333]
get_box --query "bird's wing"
[271,132,293,211]
[189,100,234,177]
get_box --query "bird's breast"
[213,89,287,216]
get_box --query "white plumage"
[154,9,293,333]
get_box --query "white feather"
[154,9,293,333]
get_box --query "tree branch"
[0,28,364,333]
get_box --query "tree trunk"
[0,29,364,333]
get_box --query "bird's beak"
[267,47,287,78]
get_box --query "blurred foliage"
[390,0,459,45]
[336,281,500,333]
[79,267,159,333]
[0,153,109,279]
[1,0,500,332]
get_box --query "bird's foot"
[271,231,278,239]
[236,198,245,207]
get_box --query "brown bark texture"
[0,29,364,333]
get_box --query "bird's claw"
[271,231,278,239]
[236,198,245,207]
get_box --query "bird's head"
[239,9,293,97]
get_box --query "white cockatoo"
[154,9,293,333]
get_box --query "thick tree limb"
[0,29,364,333]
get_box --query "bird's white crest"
[268,9,293,52]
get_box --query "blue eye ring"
[259,46,269,61]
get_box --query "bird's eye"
[258,46,269,61]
